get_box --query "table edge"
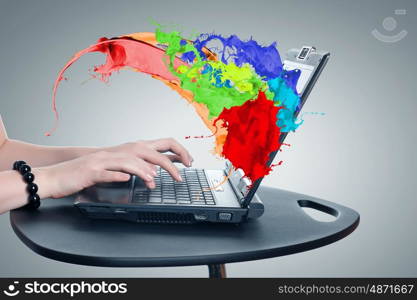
[10,212,360,267]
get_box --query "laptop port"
[194,214,208,221]
[218,212,232,221]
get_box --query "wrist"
[32,167,57,199]
[72,146,100,158]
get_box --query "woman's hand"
[35,151,160,199]
[35,138,193,199]
[103,138,194,181]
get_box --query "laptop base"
[75,193,264,224]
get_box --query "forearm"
[0,168,53,214]
[0,139,99,171]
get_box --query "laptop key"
[191,200,206,204]
[163,199,177,204]
[134,197,148,203]
[178,200,191,204]
[149,197,162,203]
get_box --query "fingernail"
[152,170,157,176]
[178,174,183,182]
[146,174,153,181]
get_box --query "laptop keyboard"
[132,168,216,205]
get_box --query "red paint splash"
[184,132,216,140]
[214,91,282,183]
[185,135,207,139]
[46,37,188,136]
[271,160,283,167]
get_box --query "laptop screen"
[282,60,314,95]
[234,48,330,207]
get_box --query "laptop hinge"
[225,161,252,204]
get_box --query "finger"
[145,180,156,189]
[165,154,182,163]
[137,148,182,181]
[148,138,193,167]
[102,153,156,184]
[146,162,158,175]
[98,171,131,183]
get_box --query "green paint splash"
[155,27,268,118]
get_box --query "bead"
[26,183,38,194]
[19,164,31,175]
[27,194,40,209]
[29,201,41,209]
[13,160,26,171]
[28,193,40,203]
[23,172,35,183]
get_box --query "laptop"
[74,46,330,224]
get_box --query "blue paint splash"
[182,33,283,80]
[268,69,302,132]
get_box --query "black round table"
[10,186,359,278]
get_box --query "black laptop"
[74,46,330,224]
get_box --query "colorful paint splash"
[49,26,303,183]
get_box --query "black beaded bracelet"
[13,161,41,209]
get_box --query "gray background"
[0,0,416,277]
